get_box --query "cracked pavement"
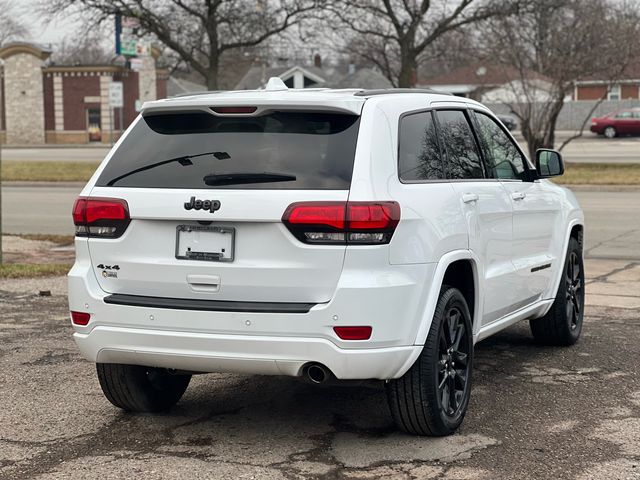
[1,259,639,479]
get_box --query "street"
[0,259,639,479]
[2,184,639,260]
[2,133,640,164]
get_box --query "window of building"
[435,110,484,180]
[608,84,621,100]
[87,108,102,142]
[473,112,527,180]
[398,111,444,181]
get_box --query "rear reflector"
[211,106,258,114]
[70,311,91,326]
[282,201,400,245]
[73,197,130,238]
[334,326,372,340]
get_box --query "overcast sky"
[19,0,87,45]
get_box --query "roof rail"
[354,88,451,97]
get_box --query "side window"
[435,110,484,180]
[473,112,527,180]
[398,111,444,181]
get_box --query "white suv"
[68,82,585,436]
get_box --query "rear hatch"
[82,108,361,304]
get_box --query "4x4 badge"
[184,197,221,213]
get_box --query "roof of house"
[167,76,208,97]
[235,63,392,90]
[577,61,640,83]
[419,63,550,89]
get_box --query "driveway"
[0,259,639,479]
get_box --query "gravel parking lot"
[1,259,639,480]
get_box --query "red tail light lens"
[73,197,130,238]
[282,201,400,245]
[334,326,372,340]
[70,311,91,326]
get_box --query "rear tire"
[96,363,191,412]
[529,237,584,346]
[386,286,473,436]
[604,126,617,138]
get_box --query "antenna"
[265,77,288,91]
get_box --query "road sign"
[109,82,124,108]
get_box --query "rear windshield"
[96,111,361,190]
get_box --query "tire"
[96,363,191,412]
[604,126,617,138]
[386,286,473,436]
[529,237,585,346]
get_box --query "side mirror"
[535,149,564,178]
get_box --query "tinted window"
[398,111,444,181]
[615,111,632,119]
[436,110,484,180]
[474,112,527,180]
[97,111,360,189]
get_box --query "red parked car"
[590,108,640,138]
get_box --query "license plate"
[175,225,235,262]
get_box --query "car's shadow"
[110,321,576,443]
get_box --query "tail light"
[70,311,91,326]
[73,197,130,238]
[334,326,372,340]
[282,201,400,245]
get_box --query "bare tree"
[50,33,114,65]
[44,0,320,90]
[482,0,640,158]
[0,1,29,45]
[324,0,518,88]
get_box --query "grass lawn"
[0,263,71,279]
[1,161,100,182]
[560,162,640,185]
[1,160,639,185]
[8,233,75,246]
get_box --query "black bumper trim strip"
[103,293,316,314]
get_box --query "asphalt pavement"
[0,258,639,479]
[2,184,638,260]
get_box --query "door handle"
[511,191,526,201]
[462,193,479,204]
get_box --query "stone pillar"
[100,75,112,143]
[0,44,51,145]
[53,75,64,131]
[137,55,157,105]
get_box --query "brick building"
[574,63,640,101]
[0,42,168,145]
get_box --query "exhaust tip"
[305,363,330,384]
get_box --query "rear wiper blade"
[203,172,296,186]
[106,151,224,187]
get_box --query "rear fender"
[412,250,482,346]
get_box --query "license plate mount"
[175,225,235,262]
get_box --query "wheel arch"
[539,219,584,315]
[412,250,481,347]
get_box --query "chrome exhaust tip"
[305,363,330,384]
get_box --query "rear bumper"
[74,326,421,379]
[68,240,434,380]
